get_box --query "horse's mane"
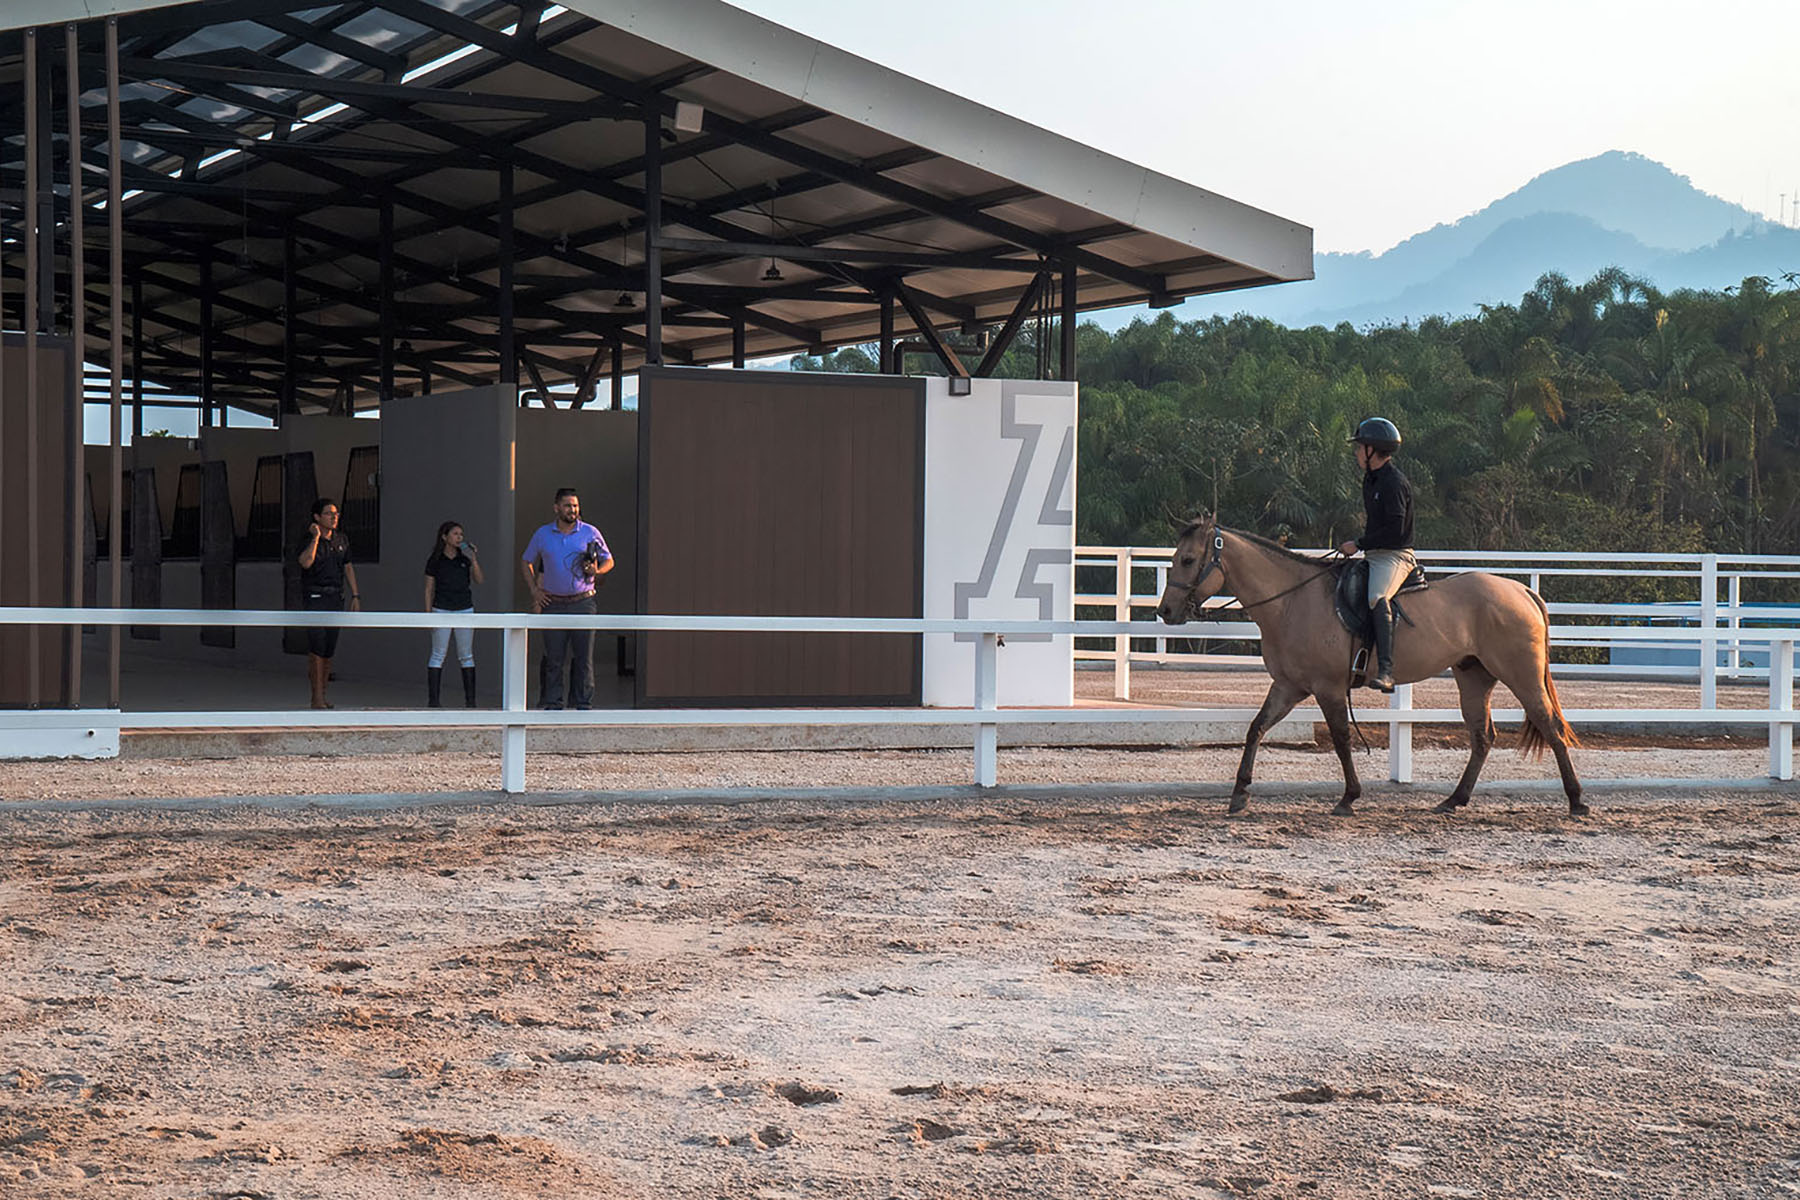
[1180,519,1333,569]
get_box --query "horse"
[1154,516,1585,818]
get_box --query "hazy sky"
[729,0,1800,255]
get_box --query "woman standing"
[295,497,359,710]
[424,520,484,707]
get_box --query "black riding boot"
[1370,598,1396,693]
[427,666,443,708]
[461,666,477,707]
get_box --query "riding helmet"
[1349,416,1402,453]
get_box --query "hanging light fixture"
[613,223,635,309]
[762,186,783,282]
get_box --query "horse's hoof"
[1434,797,1468,814]
[1330,801,1355,817]
[1568,800,1591,819]
[1227,795,1248,815]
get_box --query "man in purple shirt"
[520,487,613,710]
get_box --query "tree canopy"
[795,269,1800,555]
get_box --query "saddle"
[1334,559,1429,685]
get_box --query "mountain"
[1135,152,1798,331]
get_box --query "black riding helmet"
[1349,416,1402,456]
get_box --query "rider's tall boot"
[1370,598,1396,693]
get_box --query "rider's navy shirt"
[1357,461,1413,550]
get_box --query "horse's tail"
[1519,589,1579,758]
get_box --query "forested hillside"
[795,269,1800,555]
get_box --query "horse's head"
[1157,515,1227,625]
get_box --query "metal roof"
[1,0,1312,414]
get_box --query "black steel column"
[281,232,296,422]
[65,23,86,705]
[0,61,7,659]
[130,275,141,439]
[106,15,123,707]
[198,255,213,427]
[879,288,895,373]
[731,312,745,368]
[642,109,663,365]
[378,196,394,404]
[23,28,42,705]
[1059,264,1078,381]
[610,340,622,410]
[497,158,516,385]
[33,35,54,327]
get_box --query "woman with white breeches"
[424,521,484,707]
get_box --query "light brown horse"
[1155,517,1584,818]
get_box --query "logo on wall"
[952,393,1074,642]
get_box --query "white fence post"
[1387,681,1413,783]
[1771,639,1794,782]
[1114,549,1132,700]
[1155,563,1168,661]
[973,631,998,787]
[1727,574,1742,679]
[1700,553,1718,709]
[502,626,528,794]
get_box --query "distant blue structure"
[1610,603,1800,670]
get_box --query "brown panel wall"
[0,335,73,706]
[638,368,923,706]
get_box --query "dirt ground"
[3,785,1800,1200]
[3,672,1798,1197]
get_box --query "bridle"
[1173,524,1339,618]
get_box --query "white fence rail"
[1078,546,1800,707]
[0,607,1795,792]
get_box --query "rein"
[1180,527,1338,618]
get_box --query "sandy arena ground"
[3,675,1798,1197]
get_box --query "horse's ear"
[1166,507,1211,534]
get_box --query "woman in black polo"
[295,497,360,709]
[424,520,485,707]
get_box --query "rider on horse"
[1337,417,1415,693]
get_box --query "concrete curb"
[3,776,1795,818]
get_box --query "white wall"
[922,378,1077,707]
